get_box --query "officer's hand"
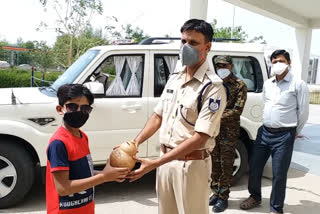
[127,157,157,182]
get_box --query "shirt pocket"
[163,89,175,113]
[179,98,198,127]
[278,90,296,105]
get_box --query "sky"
[0,0,320,56]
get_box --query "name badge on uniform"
[209,98,220,112]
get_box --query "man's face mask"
[271,62,288,76]
[217,68,231,79]
[62,103,92,128]
[179,43,208,66]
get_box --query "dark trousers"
[248,126,296,213]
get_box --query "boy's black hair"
[57,84,94,106]
[270,49,291,62]
[180,19,214,42]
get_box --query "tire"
[232,139,248,185]
[0,141,35,208]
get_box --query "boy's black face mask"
[63,111,89,128]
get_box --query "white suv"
[0,39,268,208]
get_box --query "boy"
[46,84,129,214]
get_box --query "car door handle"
[121,104,142,113]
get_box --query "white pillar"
[292,28,313,81]
[189,0,208,20]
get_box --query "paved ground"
[290,104,320,176]
[1,104,320,214]
[2,169,320,214]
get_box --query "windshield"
[51,50,100,91]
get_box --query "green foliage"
[17,40,35,65]
[0,40,10,62]
[52,28,107,67]
[211,19,248,42]
[52,35,75,68]
[31,41,54,71]
[211,19,266,44]
[73,27,108,59]
[0,68,61,88]
[123,24,149,43]
[101,57,116,76]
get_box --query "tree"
[73,27,108,59]
[211,19,266,44]
[103,16,149,43]
[211,19,248,42]
[123,24,149,43]
[104,16,122,41]
[32,41,54,72]
[17,40,35,65]
[52,27,107,68]
[0,40,10,62]
[39,0,103,66]
[52,34,75,68]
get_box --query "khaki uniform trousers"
[156,154,212,214]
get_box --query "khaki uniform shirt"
[154,60,227,151]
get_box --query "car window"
[52,50,100,91]
[86,54,144,97]
[213,56,262,92]
[154,54,179,97]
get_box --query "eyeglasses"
[65,103,93,114]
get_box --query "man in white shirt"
[240,49,309,214]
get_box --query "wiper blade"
[49,86,57,92]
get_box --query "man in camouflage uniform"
[209,55,248,213]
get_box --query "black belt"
[263,125,296,133]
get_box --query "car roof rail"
[139,37,241,45]
[212,38,241,42]
[139,37,180,45]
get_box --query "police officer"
[209,55,248,212]
[127,19,227,214]
[240,50,309,214]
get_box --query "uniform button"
[172,115,174,119]
[177,100,180,104]
[168,131,171,135]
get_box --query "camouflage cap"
[214,55,232,65]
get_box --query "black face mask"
[63,111,89,128]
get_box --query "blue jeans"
[248,126,296,213]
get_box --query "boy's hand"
[101,160,129,183]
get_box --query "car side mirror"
[84,82,105,95]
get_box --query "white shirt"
[263,71,309,134]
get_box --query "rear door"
[209,52,265,140]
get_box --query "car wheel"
[232,139,248,185]
[0,141,35,208]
